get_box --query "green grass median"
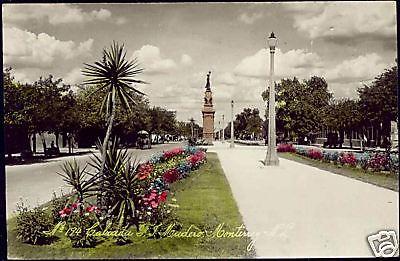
[7,152,255,259]
[280,152,398,192]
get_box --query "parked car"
[137,130,151,149]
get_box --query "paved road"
[205,142,399,257]
[6,142,184,218]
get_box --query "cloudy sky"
[3,2,397,125]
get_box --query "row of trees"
[262,65,397,146]
[225,64,397,146]
[3,68,189,156]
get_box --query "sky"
[2,2,397,126]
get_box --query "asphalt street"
[6,142,184,218]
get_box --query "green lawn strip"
[279,152,398,192]
[7,152,255,259]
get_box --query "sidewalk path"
[205,142,399,257]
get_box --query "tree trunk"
[55,132,59,148]
[39,132,47,152]
[68,134,72,154]
[98,90,116,210]
[349,130,353,148]
[32,134,36,154]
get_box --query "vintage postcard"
[2,1,399,259]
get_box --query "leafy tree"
[262,76,332,140]
[3,68,33,155]
[358,65,398,145]
[4,69,76,154]
[322,98,362,147]
[234,108,262,139]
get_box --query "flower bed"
[14,145,207,248]
[277,143,296,153]
[278,144,399,175]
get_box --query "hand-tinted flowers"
[277,143,296,153]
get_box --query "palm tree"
[82,41,147,207]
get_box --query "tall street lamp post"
[264,32,279,166]
[230,100,235,148]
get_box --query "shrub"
[368,153,389,172]
[50,192,70,224]
[60,201,101,248]
[322,150,339,163]
[355,152,371,170]
[389,154,399,175]
[15,202,55,245]
[339,152,357,167]
[307,149,323,160]
[294,146,308,156]
[277,143,296,153]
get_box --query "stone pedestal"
[202,72,215,145]
[202,105,215,145]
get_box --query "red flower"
[85,205,99,213]
[307,149,323,160]
[277,143,296,153]
[159,191,168,202]
[59,207,71,217]
[138,163,154,180]
[163,148,185,160]
[163,168,180,183]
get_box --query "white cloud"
[234,48,323,79]
[3,27,93,69]
[115,17,128,25]
[90,8,112,21]
[288,2,396,40]
[214,72,237,86]
[238,12,263,24]
[180,54,193,66]
[3,4,115,25]
[325,53,389,83]
[64,67,84,85]
[132,45,177,74]
[233,48,393,101]
[12,70,33,84]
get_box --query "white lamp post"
[264,32,279,166]
[230,100,235,148]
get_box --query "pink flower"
[151,200,158,208]
[148,192,157,201]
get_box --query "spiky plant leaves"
[57,158,98,201]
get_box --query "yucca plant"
[82,41,147,208]
[110,158,142,229]
[90,137,143,228]
[57,158,98,202]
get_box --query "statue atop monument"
[205,71,211,90]
[202,70,215,145]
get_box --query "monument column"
[202,71,215,145]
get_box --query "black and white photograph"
[1,1,399,258]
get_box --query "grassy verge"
[279,152,398,192]
[7,152,255,259]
